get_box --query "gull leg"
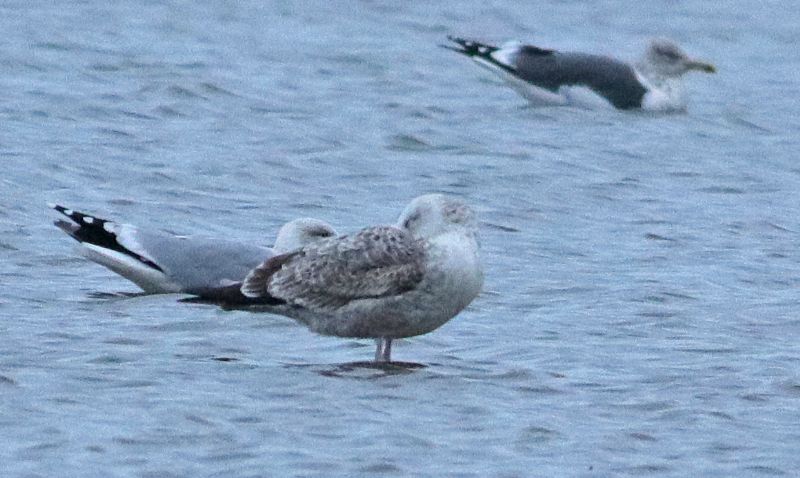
[374,338,392,362]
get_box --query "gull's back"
[514,48,648,109]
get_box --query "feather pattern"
[242,226,425,310]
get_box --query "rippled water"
[3,1,800,476]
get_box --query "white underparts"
[635,69,688,112]
[79,243,180,293]
[471,57,567,106]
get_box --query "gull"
[203,194,483,362]
[50,204,336,295]
[444,36,716,111]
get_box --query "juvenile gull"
[207,194,483,362]
[51,204,336,295]
[444,36,716,111]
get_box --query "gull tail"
[443,36,500,59]
[444,36,524,74]
[240,253,296,301]
[50,203,174,293]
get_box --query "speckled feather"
[242,226,426,310]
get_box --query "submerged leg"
[374,338,392,362]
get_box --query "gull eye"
[402,212,421,229]
[656,47,680,61]
[312,227,334,238]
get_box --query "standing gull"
[51,204,336,295]
[206,194,483,362]
[444,36,716,111]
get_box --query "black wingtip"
[438,43,463,53]
[54,219,79,235]
[49,203,71,217]
[49,203,108,227]
[442,35,487,57]
[187,283,286,308]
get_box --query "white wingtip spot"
[64,209,74,216]
[47,202,57,209]
[83,216,94,224]
[491,44,521,69]
[103,221,116,234]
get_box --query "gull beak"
[687,59,716,74]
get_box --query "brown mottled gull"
[211,194,483,362]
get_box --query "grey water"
[2,1,800,476]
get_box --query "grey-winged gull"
[51,204,337,295]
[203,194,483,362]
[444,36,716,111]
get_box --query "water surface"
[2,1,800,476]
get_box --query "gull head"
[274,218,337,252]
[642,38,716,78]
[397,194,477,240]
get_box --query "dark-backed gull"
[445,36,716,111]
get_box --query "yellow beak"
[688,60,716,74]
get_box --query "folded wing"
[242,226,426,311]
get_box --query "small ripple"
[623,463,673,474]
[102,337,144,346]
[184,414,214,426]
[669,171,702,178]
[317,361,426,379]
[724,114,774,133]
[97,127,135,138]
[107,380,158,388]
[0,241,18,251]
[481,221,520,233]
[201,451,260,463]
[698,186,746,194]
[778,382,800,396]
[744,465,787,476]
[358,462,404,474]
[33,41,77,51]
[89,62,121,72]
[177,61,207,70]
[87,355,132,364]
[200,82,237,97]
[229,415,263,424]
[166,85,206,100]
[122,110,158,121]
[677,347,739,354]
[644,233,675,241]
[612,400,677,412]
[739,393,771,402]
[705,410,735,421]
[636,310,677,319]
[764,221,796,233]
[211,356,240,362]
[628,432,657,442]
[154,106,187,118]
[515,385,565,395]
[385,134,434,152]
[517,425,561,444]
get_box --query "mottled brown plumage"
[200,194,482,362]
[242,226,426,310]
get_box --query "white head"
[274,218,337,252]
[640,38,716,78]
[396,194,477,240]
